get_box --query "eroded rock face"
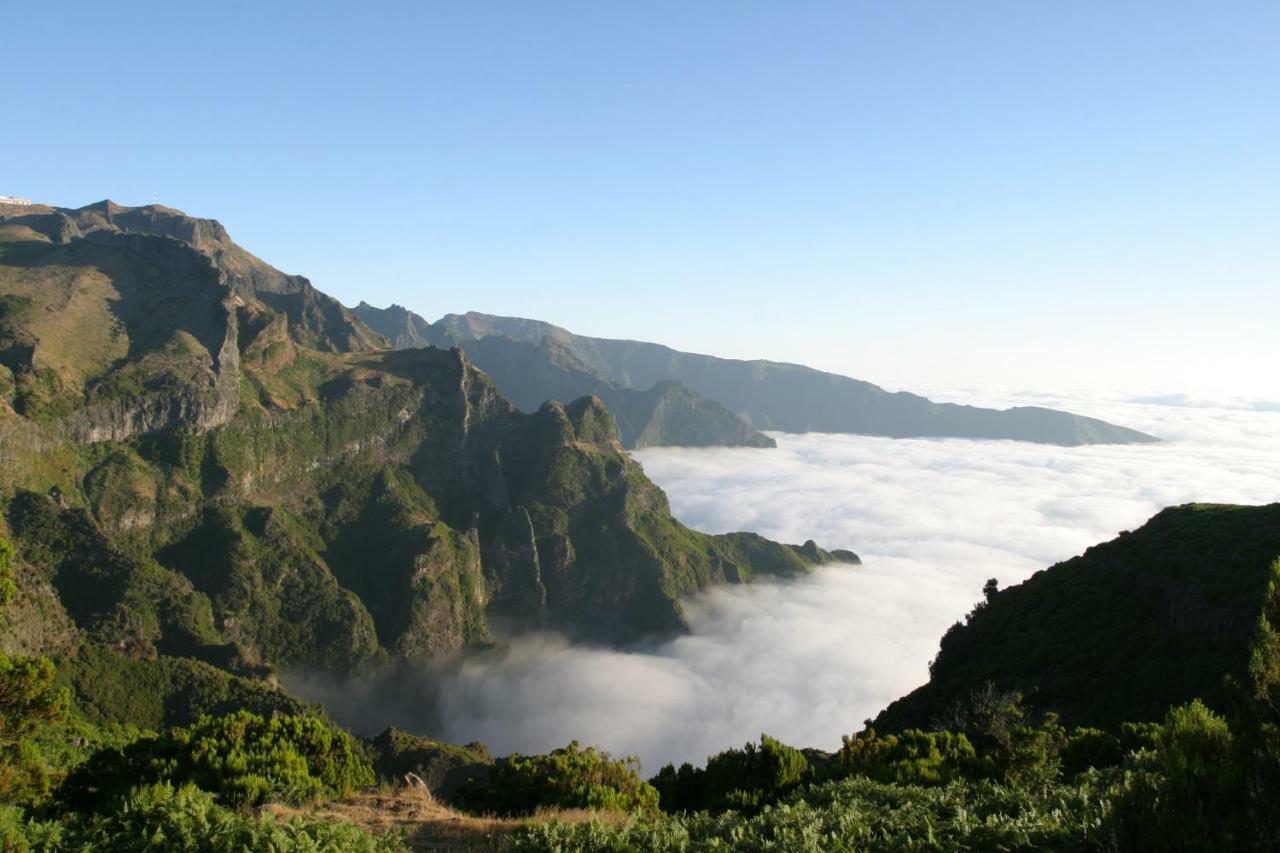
[0,200,388,442]
[353,307,780,450]
[0,201,858,688]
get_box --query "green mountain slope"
[354,306,774,450]
[386,309,1158,446]
[874,503,1280,730]
[0,201,857,720]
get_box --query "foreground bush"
[652,734,809,813]
[57,711,374,810]
[2,783,402,852]
[455,741,658,816]
[511,698,1280,852]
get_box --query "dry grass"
[0,262,127,387]
[264,786,628,852]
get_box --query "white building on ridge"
[0,196,33,206]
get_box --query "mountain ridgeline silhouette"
[354,305,1160,447]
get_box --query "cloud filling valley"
[291,392,1280,773]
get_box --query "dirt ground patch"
[265,787,626,851]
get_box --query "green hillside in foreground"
[875,502,1280,731]
[356,305,1161,446]
[5,498,1280,850]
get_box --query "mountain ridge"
[873,502,1280,731]
[355,306,1160,447]
[418,331,777,450]
[0,201,858,726]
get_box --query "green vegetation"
[58,710,374,810]
[5,201,1277,850]
[508,774,1118,852]
[506,693,1280,851]
[0,783,402,852]
[0,529,394,847]
[652,734,809,813]
[53,645,307,730]
[877,505,1280,730]
[500,508,1280,851]
[0,534,71,803]
[368,727,492,798]
[455,741,659,816]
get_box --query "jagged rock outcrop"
[0,201,384,449]
[354,306,776,449]
[0,201,859,718]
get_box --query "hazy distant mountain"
[357,307,1160,447]
[354,304,773,450]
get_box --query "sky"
[291,391,1280,769]
[6,1,1278,398]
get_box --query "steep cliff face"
[354,301,436,350]
[0,201,383,451]
[0,202,858,715]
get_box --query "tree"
[0,534,69,802]
[982,577,1000,602]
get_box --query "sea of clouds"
[296,390,1280,773]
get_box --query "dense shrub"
[1060,722,1161,777]
[57,711,374,810]
[455,741,658,816]
[1109,700,1279,851]
[833,727,981,786]
[0,803,63,850]
[653,734,810,813]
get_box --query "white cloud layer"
[296,392,1280,774]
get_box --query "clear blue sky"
[7,1,1278,398]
